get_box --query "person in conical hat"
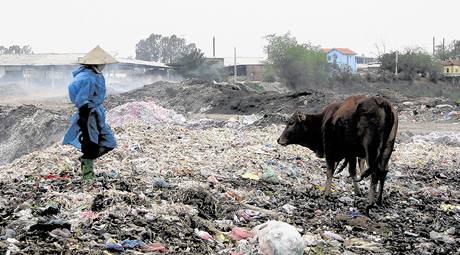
[63,46,118,180]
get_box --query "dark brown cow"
[277,95,398,214]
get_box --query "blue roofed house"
[323,48,357,73]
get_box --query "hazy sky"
[1,0,459,63]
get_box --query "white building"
[0,53,170,89]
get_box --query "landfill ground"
[1,79,459,166]
[1,80,460,254]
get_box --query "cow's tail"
[377,101,398,172]
[358,99,397,181]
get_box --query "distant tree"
[170,48,205,77]
[262,64,276,82]
[169,49,226,81]
[22,45,33,54]
[380,47,441,82]
[434,39,460,60]
[265,33,298,66]
[0,45,33,54]
[135,34,197,63]
[265,33,328,90]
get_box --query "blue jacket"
[63,66,116,149]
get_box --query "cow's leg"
[324,158,335,198]
[357,136,379,182]
[358,158,366,175]
[366,172,379,215]
[356,167,373,182]
[376,138,394,206]
[376,137,395,206]
[361,136,380,214]
[376,170,388,206]
[335,159,348,176]
[347,157,361,195]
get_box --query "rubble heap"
[105,79,335,115]
[107,101,186,127]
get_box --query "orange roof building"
[322,48,358,72]
[322,48,357,55]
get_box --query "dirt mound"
[0,105,70,165]
[107,79,460,126]
[106,79,336,116]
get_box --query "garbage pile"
[107,101,186,127]
[397,98,460,123]
[1,107,459,254]
[107,101,263,129]
[410,131,460,147]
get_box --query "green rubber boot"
[81,158,95,180]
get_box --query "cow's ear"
[297,112,307,122]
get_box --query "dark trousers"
[77,105,112,160]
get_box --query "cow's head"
[278,111,324,157]
[277,111,309,146]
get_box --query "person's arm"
[74,79,95,109]
[92,77,106,106]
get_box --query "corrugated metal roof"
[0,53,82,66]
[0,53,169,68]
[118,58,169,68]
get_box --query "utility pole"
[212,36,216,58]
[395,51,398,76]
[443,38,445,60]
[454,40,457,58]
[432,37,435,56]
[454,40,458,59]
[233,47,237,81]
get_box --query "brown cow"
[277,95,398,214]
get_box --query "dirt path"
[192,113,460,134]
[399,121,460,133]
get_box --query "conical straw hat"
[78,45,118,65]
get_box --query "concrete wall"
[226,64,266,81]
[246,65,264,81]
